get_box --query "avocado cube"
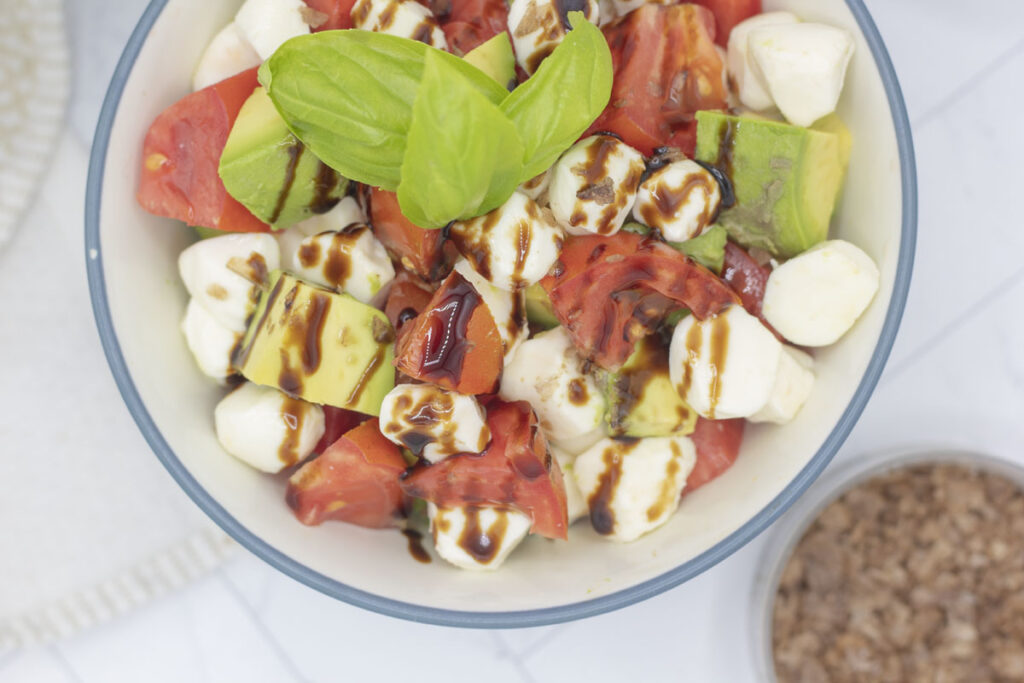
[463,33,516,88]
[524,283,560,331]
[605,335,697,438]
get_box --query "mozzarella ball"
[518,169,551,203]
[762,240,880,347]
[748,22,855,127]
[507,0,599,74]
[291,226,395,305]
[634,160,721,242]
[549,135,645,237]
[573,435,696,542]
[192,22,261,92]
[234,0,311,61]
[214,383,325,473]
[551,445,588,525]
[178,233,280,333]
[450,191,564,291]
[750,346,815,425]
[351,0,447,49]
[454,260,528,362]
[669,305,783,420]
[428,503,532,570]
[726,11,800,111]
[181,298,241,382]
[499,327,605,451]
[277,196,366,273]
[379,384,490,464]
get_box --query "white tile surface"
[3,0,1023,681]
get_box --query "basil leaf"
[670,224,728,273]
[397,51,525,229]
[260,31,507,190]
[500,13,612,181]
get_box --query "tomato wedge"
[302,0,357,30]
[585,4,727,157]
[691,0,761,46]
[137,67,269,233]
[313,406,367,455]
[685,417,745,492]
[541,233,739,369]
[369,188,453,281]
[394,270,503,394]
[721,241,788,340]
[384,269,437,341]
[287,419,408,528]
[400,400,569,539]
[437,0,509,55]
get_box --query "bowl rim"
[85,0,917,629]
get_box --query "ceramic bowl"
[86,0,916,627]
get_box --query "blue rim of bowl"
[85,0,917,629]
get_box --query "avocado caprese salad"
[137,0,879,570]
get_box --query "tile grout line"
[47,645,86,683]
[0,649,20,676]
[488,632,541,683]
[513,625,570,664]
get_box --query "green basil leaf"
[397,51,525,229]
[260,31,508,190]
[500,13,612,181]
[670,224,728,273]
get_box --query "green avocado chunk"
[605,335,697,438]
[525,283,560,330]
[219,87,348,230]
[235,271,395,415]
[463,33,516,89]
[695,111,845,259]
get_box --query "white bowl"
[86,0,916,627]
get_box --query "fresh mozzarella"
[551,445,588,525]
[750,346,814,424]
[499,327,605,452]
[234,0,311,61]
[192,22,261,92]
[379,384,490,464]
[351,0,447,49]
[290,226,395,305]
[761,240,879,346]
[277,196,366,273]
[428,503,532,570]
[748,22,855,127]
[573,434,696,542]
[634,160,721,242]
[450,191,564,291]
[178,233,280,333]
[518,169,551,203]
[507,0,599,74]
[453,260,528,361]
[669,305,783,420]
[214,383,325,473]
[181,298,241,382]
[549,135,645,237]
[726,11,800,111]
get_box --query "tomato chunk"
[302,0,358,30]
[685,417,745,492]
[541,233,738,369]
[137,67,269,233]
[369,188,453,282]
[691,0,761,46]
[400,400,569,539]
[313,406,367,455]
[287,419,407,528]
[436,0,509,55]
[586,4,727,156]
[384,270,437,341]
[394,270,503,394]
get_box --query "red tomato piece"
[384,270,437,340]
[685,417,744,492]
[585,4,727,157]
[394,270,503,394]
[690,0,761,46]
[721,241,788,340]
[302,0,358,29]
[313,406,367,455]
[137,67,269,233]
[400,400,569,539]
[369,188,453,281]
[541,233,739,369]
[436,0,509,55]
[287,419,408,528]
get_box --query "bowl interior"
[88,0,912,625]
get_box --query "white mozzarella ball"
[379,384,490,464]
[450,191,564,291]
[507,0,599,74]
[762,240,880,347]
[726,11,800,111]
[551,445,588,525]
[181,298,241,382]
[549,135,645,237]
[500,327,605,450]
[573,435,696,542]
[214,383,325,473]
[750,346,814,425]
[192,22,261,92]
[178,233,281,333]
[428,503,532,570]
[277,196,366,273]
[351,0,447,49]
[518,169,551,203]
[234,0,311,61]
[291,226,395,305]
[748,22,855,127]
[634,160,721,242]
[669,305,783,420]
[454,260,528,362]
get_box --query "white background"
[3,0,1024,680]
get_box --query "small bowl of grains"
[753,449,1024,682]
